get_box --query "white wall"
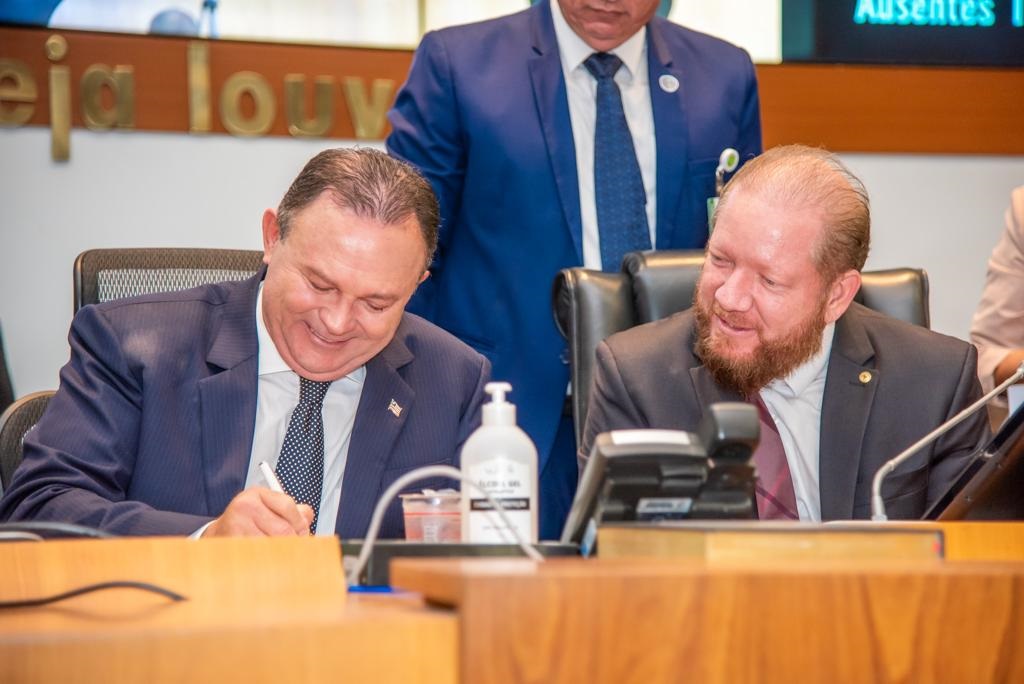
[0,128,381,395]
[668,0,782,62]
[44,1,785,60]
[844,154,1024,339]
[2,127,1022,397]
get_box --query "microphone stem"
[870,362,1024,522]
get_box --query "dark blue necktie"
[276,377,332,533]
[584,52,651,273]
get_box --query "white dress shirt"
[758,323,836,522]
[243,285,366,536]
[551,0,657,270]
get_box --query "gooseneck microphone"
[871,362,1024,521]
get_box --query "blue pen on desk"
[258,461,285,493]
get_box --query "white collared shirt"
[758,323,836,522]
[244,284,366,536]
[551,0,657,270]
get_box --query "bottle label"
[466,459,532,543]
[469,498,529,511]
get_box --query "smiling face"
[694,188,859,396]
[557,0,660,52]
[260,191,427,381]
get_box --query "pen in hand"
[259,460,314,536]
[258,461,286,494]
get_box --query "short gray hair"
[276,147,439,268]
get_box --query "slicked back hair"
[276,147,439,269]
[712,144,871,282]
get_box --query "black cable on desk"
[0,521,114,540]
[0,580,186,609]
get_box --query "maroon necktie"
[750,395,799,520]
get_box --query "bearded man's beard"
[694,286,829,398]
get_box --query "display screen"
[783,0,1024,66]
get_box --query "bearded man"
[580,145,989,521]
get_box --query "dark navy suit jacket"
[0,271,490,538]
[387,0,762,535]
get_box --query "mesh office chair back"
[73,248,265,312]
[0,391,54,495]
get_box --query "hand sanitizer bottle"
[461,382,538,544]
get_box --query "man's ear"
[418,269,430,285]
[823,270,862,324]
[261,209,281,265]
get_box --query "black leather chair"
[73,247,265,313]
[552,249,931,445]
[552,269,634,446]
[620,250,930,329]
[0,391,54,495]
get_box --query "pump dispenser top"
[482,382,515,426]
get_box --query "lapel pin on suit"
[859,371,873,384]
[658,74,679,93]
[388,399,403,417]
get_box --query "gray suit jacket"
[582,303,989,520]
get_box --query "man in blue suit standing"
[0,148,490,539]
[387,0,762,538]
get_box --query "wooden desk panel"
[0,537,457,683]
[393,556,1024,684]
[939,522,1024,560]
[6,529,1023,683]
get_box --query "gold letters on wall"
[284,75,333,137]
[342,77,393,140]
[0,59,36,126]
[46,34,70,160]
[220,70,276,136]
[186,43,395,142]
[81,65,135,129]
[187,41,212,133]
[0,29,402,161]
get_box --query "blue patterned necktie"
[276,377,332,533]
[584,52,651,273]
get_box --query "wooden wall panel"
[0,26,413,138]
[1,25,1021,153]
[757,63,1024,154]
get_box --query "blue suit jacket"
[0,271,490,538]
[387,0,762,535]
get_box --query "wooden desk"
[0,537,456,683]
[594,521,1024,563]
[393,552,1024,683]
[938,522,1024,561]
[5,527,1024,683]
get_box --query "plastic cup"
[400,491,461,542]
